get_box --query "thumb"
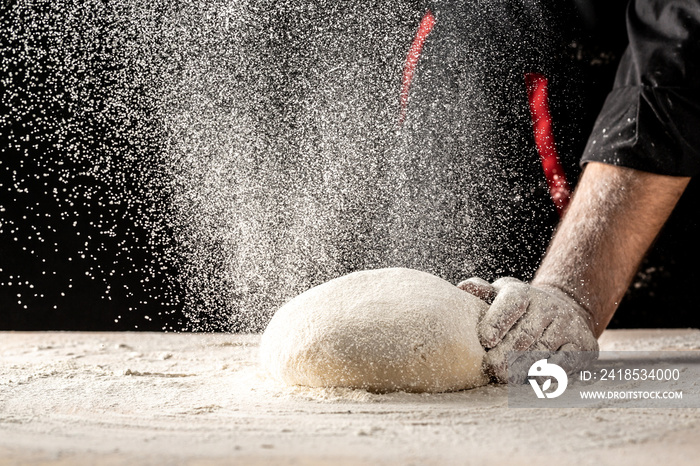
[457,277,496,304]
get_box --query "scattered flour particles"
[259,268,489,393]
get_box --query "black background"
[2,0,698,331]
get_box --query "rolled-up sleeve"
[581,0,700,177]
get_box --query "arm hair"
[532,162,690,337]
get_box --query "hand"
[458,277,599,383]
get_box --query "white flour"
[1,330,700,464]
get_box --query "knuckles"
[478,280,599,382]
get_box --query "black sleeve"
[580,0,700,176]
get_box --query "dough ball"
[259,268,489,393]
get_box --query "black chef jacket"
[580,0,700,176]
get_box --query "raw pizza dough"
[259,268,489,393]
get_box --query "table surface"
[1,329,699,465]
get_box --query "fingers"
[457,277,496,304]
[501,341,599,385]
[482,308,596,383]
[491,277,524,291]
[496,312,595,383]
[506,343,552,384]
[478,280,530,348]
[478,282,600,385]
[487,329,557,384]
[547,344,597,377]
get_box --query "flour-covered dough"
[259,268,489,393]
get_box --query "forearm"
[532,162,690,337]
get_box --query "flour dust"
[2,0,585,331]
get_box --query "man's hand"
[456,163,688,383]
[458,277,598,383]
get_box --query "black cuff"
[581,86,700,177]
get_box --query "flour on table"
[259,268,489,393]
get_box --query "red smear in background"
[525,72,571,215]
[399,11,435,125]
[399,17,569,215]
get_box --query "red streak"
[524,72,571,215]
[399,18,569,215]
[399,11,435,124]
